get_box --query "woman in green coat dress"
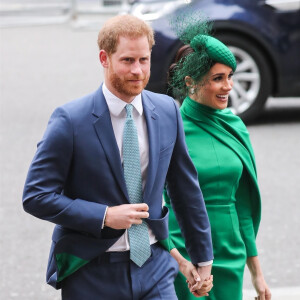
[163,30,271,300]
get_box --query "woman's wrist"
[247,256,264,277]
[170,248,186,266]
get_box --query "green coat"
[163,97,261,300]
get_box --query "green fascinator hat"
[190,34,236,72]
[168,11,237,98]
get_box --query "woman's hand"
[170,248,200,285]
[179,257,201,284]
[252,274,271,300]
[247,256,271,300]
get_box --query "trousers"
[61,243,179,300]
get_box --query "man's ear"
[99,50,109,68]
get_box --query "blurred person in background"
[163,14,271,300]
[22,14,214,299]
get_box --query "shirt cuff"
[197,260,213,267]
[101,206,108,229]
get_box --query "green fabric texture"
[56,253,89,282]
[181,97,261,248]
[159,238,176,252]
[190,34,236,72]
[163,97,261,300]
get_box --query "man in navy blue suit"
[23,15,213,299]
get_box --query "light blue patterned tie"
[123,104,151,267]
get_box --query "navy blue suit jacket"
[23,86,213,289]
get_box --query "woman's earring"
[190,87,195,95]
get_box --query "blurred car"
[130,0,300,122]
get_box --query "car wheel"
[216,33,272,122]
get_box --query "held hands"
[183,260,213,297]
[178,258,201,286]
[193,264,212,290]
[104,203,149,229]
[170,248,213,297]
[188,275,213,297]
[176,255,213,297]
[186,264,213,297]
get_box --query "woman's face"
[191,63,233,110]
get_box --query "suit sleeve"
[164,101,213,264]
[22,107,107,238]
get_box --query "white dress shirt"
[101,84,212,266]
[102,83,158,251]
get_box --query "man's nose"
[131,62,142,75]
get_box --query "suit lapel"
[92,86,129,201]
[142,92,160,202]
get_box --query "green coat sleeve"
[159,237,176,252]
[235,171,258,257]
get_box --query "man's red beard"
[109,72,150,98]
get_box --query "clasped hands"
[104,204,214,297]
[179,259,213,297]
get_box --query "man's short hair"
[97,15,155,55]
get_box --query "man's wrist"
[197,260,213,267]
[101,206,108,229]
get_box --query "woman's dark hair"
[168,45,194,85]
[167,44,214,100]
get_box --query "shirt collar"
[103,83,143,117]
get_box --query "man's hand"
[189,264,212,291]
[104,203,149,229]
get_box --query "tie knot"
[125,104,133,118]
